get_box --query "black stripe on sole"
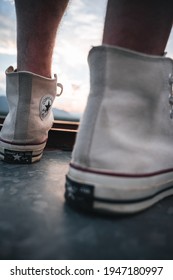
[0,149,42,164]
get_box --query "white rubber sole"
[0,140,46,163]
[65,165,173,214]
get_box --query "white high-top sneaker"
[0,66,62,164]
[65,45,173,214]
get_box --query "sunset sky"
[0,0,107,114]
[1,0,173,114]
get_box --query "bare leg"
[15,0,69,77]
[103,0,173,55]
[0,0,69,163]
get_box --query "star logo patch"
[4,149,32,164]
[40,95,53,120]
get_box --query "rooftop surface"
[0,150,173,260]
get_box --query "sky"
[0,0,107,114]
[1,0,173,114]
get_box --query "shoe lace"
[56,83,63,97]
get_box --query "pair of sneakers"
[1,45,173,214]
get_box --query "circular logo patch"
[40,95,53,120]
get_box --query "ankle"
[17,63,52,78]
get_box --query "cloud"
[166,34,173,58]
[0,1,16,95]
[0,1,16,59]
[0,0,108,113]
[2,0,173,116]
[53,0,107,101]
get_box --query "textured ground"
[0,150,173,260]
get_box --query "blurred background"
[0,0,173,117]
